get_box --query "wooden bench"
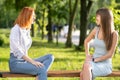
[0,71,120,78]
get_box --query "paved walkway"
[54,30,80,45]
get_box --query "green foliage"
[0,0,19,28]
[113,9,120,34]
[0,0,37,28]
[0,29,10,46]
[109,3,120,46]
[14,0,36,11]
[116,0,120,3]
[0,34,8,46]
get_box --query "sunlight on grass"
[0,32,120,80]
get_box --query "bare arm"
[94,31,118,62]
[84,27,97,62]
[22,55,44,67]
[84,27,97,56]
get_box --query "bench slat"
[0,71,120,78]
[107,71,120,77]
[0,71,81,78]
[48,71,80,77]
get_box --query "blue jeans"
[9,53,54,80]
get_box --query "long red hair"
[14,7,34,29]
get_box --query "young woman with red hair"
[9,7,54,80]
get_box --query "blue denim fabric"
[9,53,54,80]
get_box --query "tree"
[78,0,93,49]
[41,9,45,40]
[65,0,79,47]
[15,0,35,11]
[0,0,16,28]
[44,0,69,43]
[35,1,46,40]
[47,4,53,43]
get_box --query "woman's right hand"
[32,61,44,68]
[22,55,44,68]
[85,54,92,62]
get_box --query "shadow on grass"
[54,58,84,62]
[32,41,85,52]
[32,41,64,48]
[52,50,84,54]
[0,58,9,62]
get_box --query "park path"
[54,30,80,45]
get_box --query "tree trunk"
[15,0,22,11]
[47,5,53,43]
[31,25,34,37]
[41,9,45,40]
[36,20,40,37]
[65,0,78,47]
[78,0,93,49]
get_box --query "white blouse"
[10,24,32,59]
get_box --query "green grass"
[0,29,120,80]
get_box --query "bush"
[0,34,8,46]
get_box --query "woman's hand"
[85,54,92,63]
[22,55,44,68]
[32,61,44,68]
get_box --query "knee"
[83,63,90,70]
[37,67,47,74]
[47,54,54,62]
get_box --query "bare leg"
[80,64,85,80]
[80,71,83,80]
[82,62,92,80]
[35,76,38,80]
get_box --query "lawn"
[0,29,120,80]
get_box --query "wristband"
[92,58,95,62]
